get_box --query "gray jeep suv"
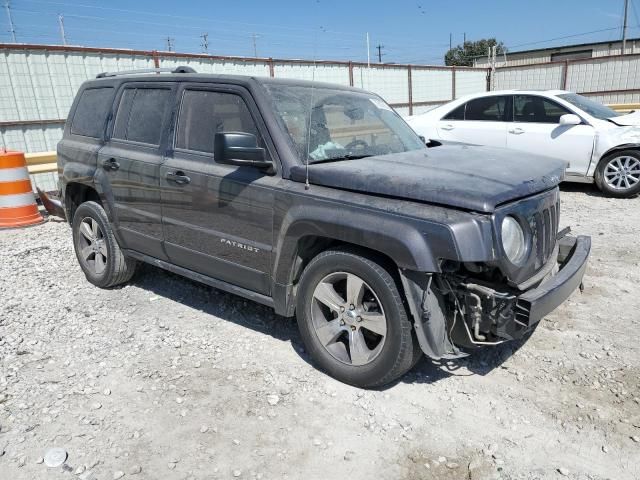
[47,66,590,388]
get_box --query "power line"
[4,0,16,42]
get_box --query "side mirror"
[559,114,581,126]
[214,132,271,169]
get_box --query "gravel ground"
[1,184,639,480]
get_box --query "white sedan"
[406,90,640,197]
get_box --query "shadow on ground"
[125,262,529,390]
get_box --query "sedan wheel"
[603,155,640,191]
[311,272,387,366]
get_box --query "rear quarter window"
[70,87,115,138]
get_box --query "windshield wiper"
[308,154,373,165]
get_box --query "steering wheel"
[345,139,369,151]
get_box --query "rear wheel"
[296,248,421,388]
[72,201,137,288]
[595,150,640,198]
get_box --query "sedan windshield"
[262,82,425,164]
[557,93,621,120]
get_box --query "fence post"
[268,58,275,77]
[562,60,569,89]
[407,65,413,116]
[348,61,354,86]
[451,66,456,100]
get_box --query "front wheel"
[296,248,421,388]
[595,150,640,198]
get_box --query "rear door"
[437,95,510,147]
[159,84,276,295]
[98,82,175,259]
[507,95,595,176]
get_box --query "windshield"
[262,83,426,163]
[557,93,621,120]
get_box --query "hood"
[608,111,640,126]
[290,144,567,213]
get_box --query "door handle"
[102,158,120,171]
[509,127,525,135]
[166,171,191,185]
[440,124,455,131]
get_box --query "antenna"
[304,30,322,191]
[4,1,16,42]
[58,14,67,45]
[166,36,174,52]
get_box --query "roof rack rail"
[96,65,196,79]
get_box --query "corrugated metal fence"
[0,43,489,155]
[493,52,640,104]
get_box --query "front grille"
[529,201,560,269]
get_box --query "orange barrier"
[0,150,45,228]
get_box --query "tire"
[296,248,421,388]
[594,150,640,198]
[72,201,137,288]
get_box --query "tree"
[444,38,506,67]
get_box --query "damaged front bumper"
[401,235,591,359]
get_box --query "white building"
[474,37,640,67]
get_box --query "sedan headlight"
[501,216,527,265]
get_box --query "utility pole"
[463,32,466,44]
[449,32,452,50]
[58,14,67,45]
[200,33,209,53]
[166,36,174,52]
[251,33,259,57]
[622,0,629,54]
[4,1,16,42]
[366,32,370,68]
[376,44,384,63]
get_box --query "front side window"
[263,83,425,163]
[70,87,114,138]
[175,90,261,154]
[513,95,571,123]
[113,87,171,145]
[465,96,508,121]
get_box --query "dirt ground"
[1,183,639,480]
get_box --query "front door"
[160,84,276,295]
[98,83,175,260]
[507,95,595,176]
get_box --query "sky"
[1,0,638,65]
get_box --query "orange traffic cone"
[0,150,45,228]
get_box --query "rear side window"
[113,87,171,145]
[465,96,508,121]
[443,103,465,120]
[70,87,114,138]
[175,90,261,154]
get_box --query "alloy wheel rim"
[78,217,108,275]
[310,272,387,366]
[604,156,640,190]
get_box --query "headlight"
[501,216,527,265]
